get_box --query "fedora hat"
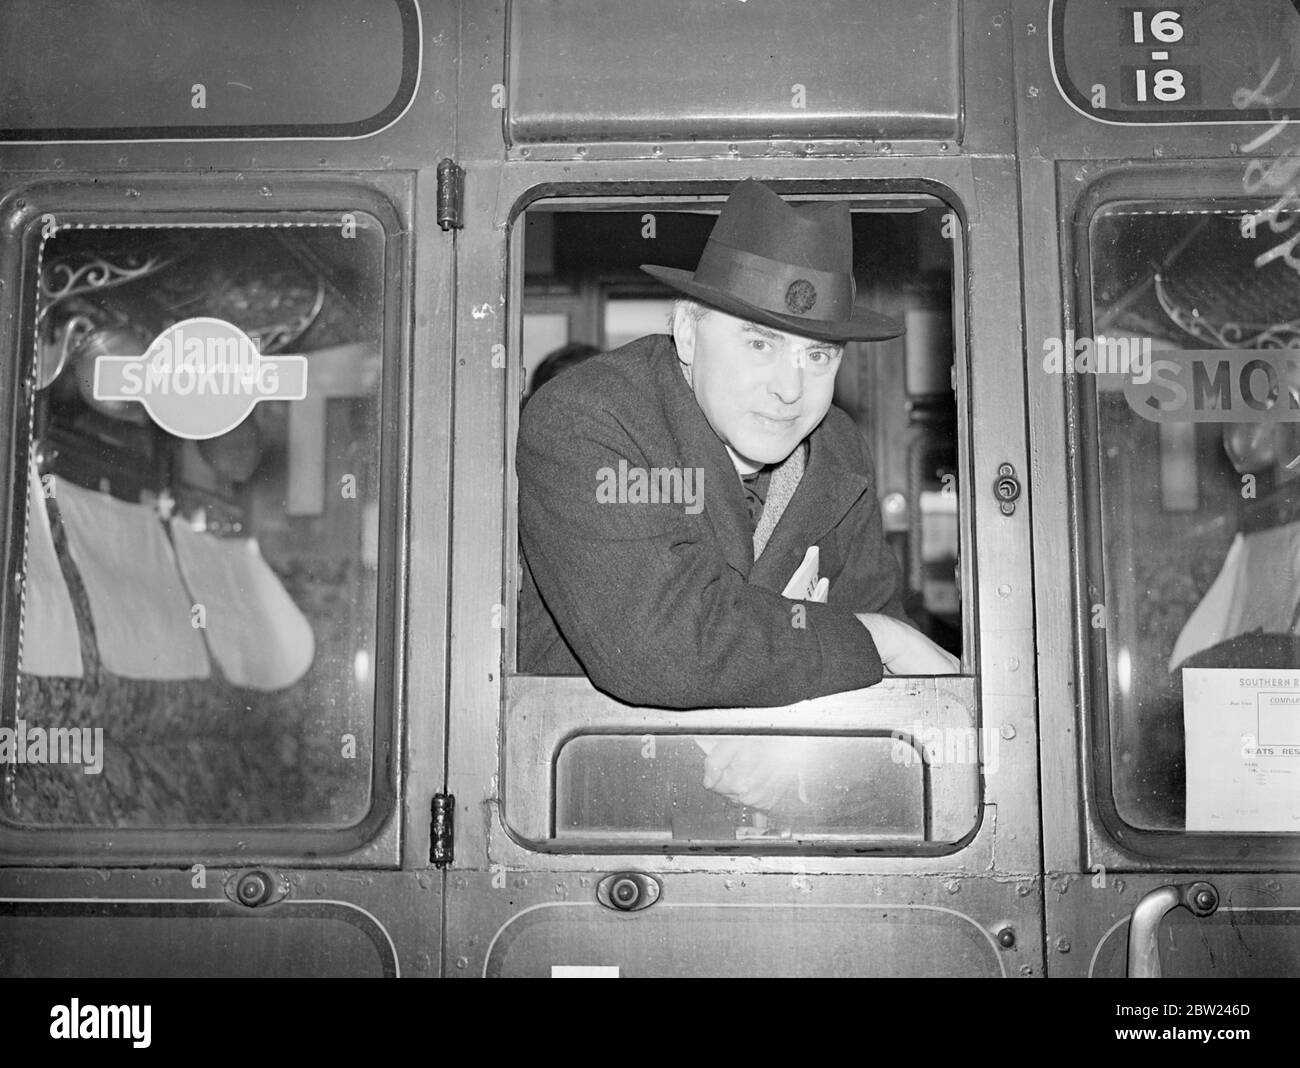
[641,180,903,342]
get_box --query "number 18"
[1135,68,1186,102]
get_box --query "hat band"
[692,241,855,322]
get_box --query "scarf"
[752,440,806,560]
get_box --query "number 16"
[1132,9,1185,44]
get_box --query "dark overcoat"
[517,333,907,709]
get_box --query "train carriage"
[0,0,1296,980]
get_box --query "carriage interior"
[8,221,385,827]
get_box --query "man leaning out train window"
[517,181,958,804]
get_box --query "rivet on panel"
[455,956,469,969]
[1007,656,1020,671]
[997,583,1012,598]
[1000,723,1017,740]
[944,879,960,894]
[1056,937,1072,954]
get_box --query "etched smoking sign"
[93,317,308,440]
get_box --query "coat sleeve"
[826,426,910,625]
[517,379,888,709]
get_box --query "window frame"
[1071,162,1300,868]
[0,177,407,867]
[501,181,983,858]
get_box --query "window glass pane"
[1088,199,1300,832]
[7,219,386,828]
[556,734,925,842]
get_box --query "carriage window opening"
[509,195,973,850]
[556,734,955,843]
[6,219,387,829]
[1085,200,1300,834]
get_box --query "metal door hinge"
[436,159,464,231]
[430,792,455,867]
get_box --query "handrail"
[1126,882,1220,978]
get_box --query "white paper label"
[551,965,620,978]
[1184,668,1300,832]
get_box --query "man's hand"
[854,613,960,675]
[700,736,815,812]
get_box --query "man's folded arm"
[518,400,886,709]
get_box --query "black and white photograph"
[0,0,1297,1028]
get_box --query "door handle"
[1126,881,1219,978]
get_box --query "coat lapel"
[655,341,754,578]
[749,421,869,589]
